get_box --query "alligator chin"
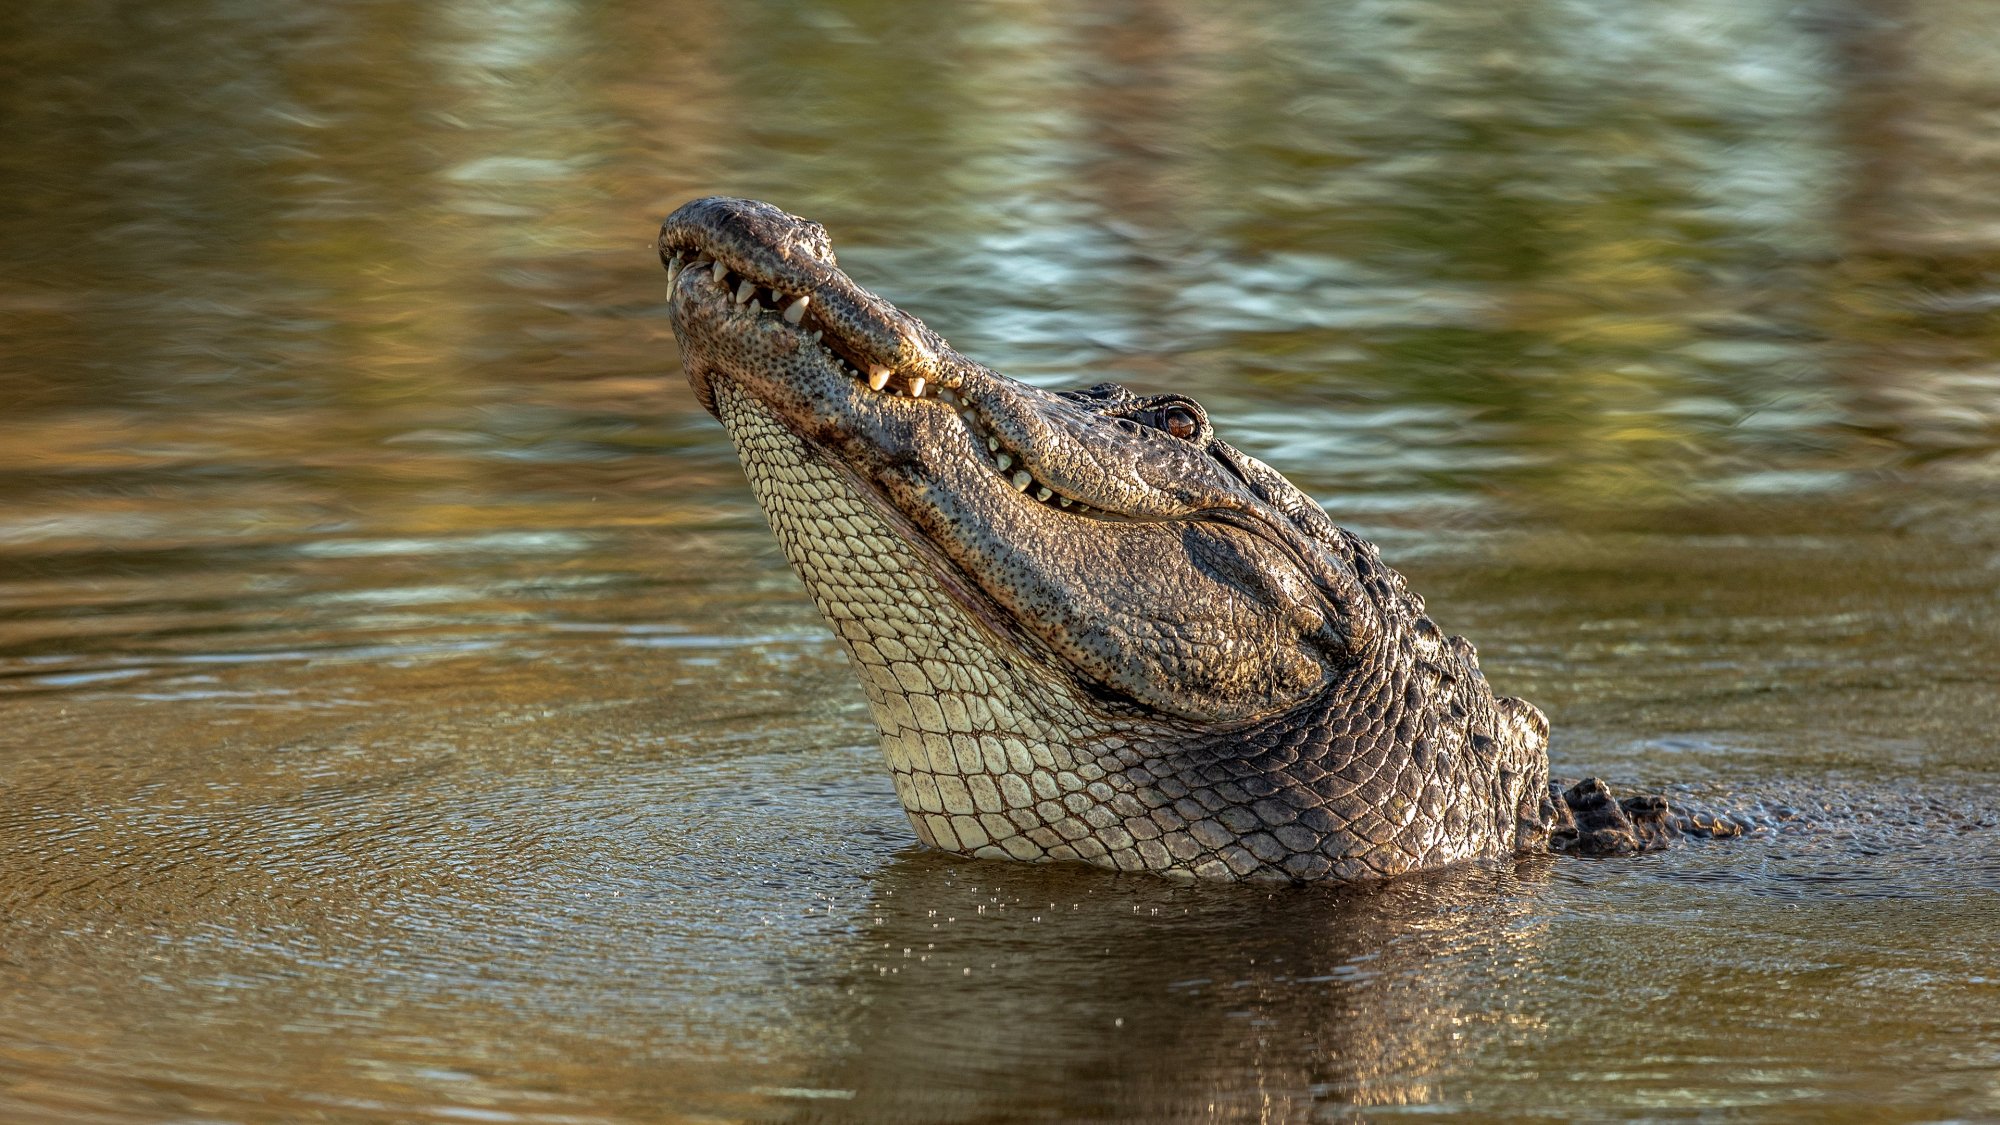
[660,196,1571,883]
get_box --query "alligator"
[658,197,1736,883]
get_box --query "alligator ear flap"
[1210,440,1332,535]
[1209,439,1383,656]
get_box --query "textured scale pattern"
[666,196,1557,883]
[721,383,1547,882]
[724,383,1139,869]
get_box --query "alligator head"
[659,197,1553,882]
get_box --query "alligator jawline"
[666,241,1136,521]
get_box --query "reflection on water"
[796,856,1555,1121]
[1,0,1997,1120]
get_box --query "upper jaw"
[661,197,1147,521]
[661,199,1356,543]
[665,250,1124,522]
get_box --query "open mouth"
[661,240,1102,516]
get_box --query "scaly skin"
[659,197,1559,883]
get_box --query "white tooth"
[1011,471,1032,492]
[939,389,957,405]
[783,295,809,324]
[986,437,999,452]
[908,376,925,398]
[666,261,680,285]
[1058,496,1072,507]
[711,261,728,284]
[1035,487,1052,502]
[735,279,756,304]
[867,366,892,391]
[808,330,822,342]
[995,453,1013,471]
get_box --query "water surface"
[2,0,1997,1120]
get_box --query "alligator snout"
[660,196,945,397]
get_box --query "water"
[2,0,1997,1119]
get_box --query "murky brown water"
[3,0,1998,1120]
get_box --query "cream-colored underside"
[713,381,1190,872]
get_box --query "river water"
[2,0,1997,1120]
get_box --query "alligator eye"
[1161,405,1200,441]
